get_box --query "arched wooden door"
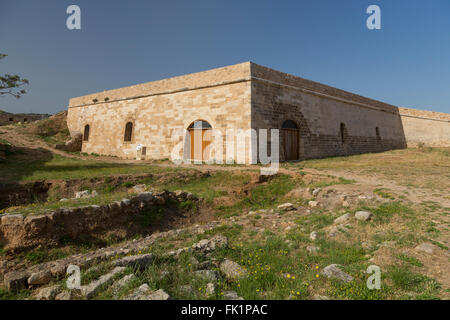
[188,120,212,161]
[281,120,299,161]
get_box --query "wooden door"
[282,128,299,161]
[190,129,212,161]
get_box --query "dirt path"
[302,167,450,208]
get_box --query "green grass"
[217,174,298,216]
[0,288,31,300]
[164,171,252,204]
[388,266,441,298]
[3,190,130,216]
[359,202,414,224]
[397,254,423,267]
[19,247,69,265]
[134,206,165,228]
[374,188,395,200]
[0,153,181,182]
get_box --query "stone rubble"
[321,264,354,283]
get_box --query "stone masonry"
[66,62,449,162]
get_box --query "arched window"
[83,124,90,142]
[124,122,133,142]
[282,120,298,129]
[188,120,212,130]
[376,127,381,143]
[340,123,347,143]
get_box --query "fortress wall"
[67,81,252,160]
[399,108,450,147]
[69,62,251,107]
[250,64,407,160]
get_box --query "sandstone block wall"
[67,63,252,160]
[399,108,450,147]
[250,63,407,160]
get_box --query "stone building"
[66,62,449,163]
[0,110,49,126]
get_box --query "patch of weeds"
[178,200,197,213]
[122,181,135,188]
[81,263,114,285]
[22,247,68,265]
[366,202,414,224]
[327,280,388,300]
[388,266,441,295]
[425,222,440,236]
[0,288,31,300]
[134,206,165,228]
[397,254,423,267]
[428,239,448,250]
[219,174,297,216]
[374,188,395,200]
[203,224,243,241]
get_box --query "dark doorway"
[281,120,300,161]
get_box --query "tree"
[0,53,29,98]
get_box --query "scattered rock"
[81,266,125,299]
[334,213,352,224]
[321,264,354,283]
[148,289,170,300]
[220,259,247,280]
[195,270,220,282]
[222,290,244,300]
[342,200,350,208]
[312,188,321,197]
[192,235,228,253]
[55,291,72,300]
[308,201,319,208]
[310,231,318,241]
[277,203,295,211]
[355,211,373,221]
[34,285,62,300]
[135,192,154,202]
[179,285,194,295]
[306,245,320,254]
[167,247,192,258]
[415,242,437,254]
[197,261,214,270]
[3,270,29,291]
[75,190,98,199]
[206,283,215,296]
[113,253,154,269]
[111,274,135,294]
[125,284,151,300]
[59,198,68,202]
[28,270,52,286]
[131,184,147,194]
[125,285,170,300]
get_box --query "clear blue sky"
[1,0,449,114]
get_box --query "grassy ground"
[289,147,450,191]
[1,142,449,300]
[0,153,182,182]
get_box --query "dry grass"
[296,147,450,191]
